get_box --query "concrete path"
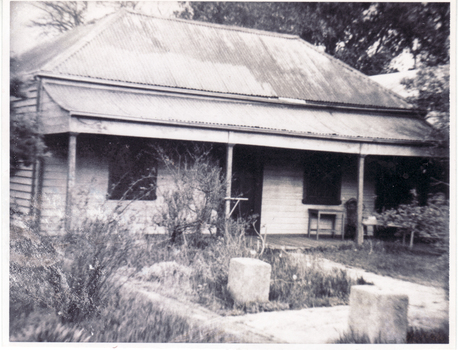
[320,258,449,331]
[229,305,350,343]
[227,257,449,344]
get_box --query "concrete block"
[348,285,409,343]
[228,258,271,304]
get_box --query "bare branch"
[29,1,88,35]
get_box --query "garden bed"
[10,220,449,343]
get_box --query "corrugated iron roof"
[43,81,433,143]
[20,10,411,110]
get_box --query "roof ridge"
[296,38,413,108]
[124,8,300,40]
[41,10,125,72]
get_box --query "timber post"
[225,143,235,236]
[65,132,78,232]
[356,154,366,246]
[31,158,44,233]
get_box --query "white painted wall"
[260,155,376,235]
[38,136,377,236]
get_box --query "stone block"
[227,258,271,304]
[348,285,409,343]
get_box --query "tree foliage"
[96,1,140,12]
[10,57,46,177]
[377,192,449,246]
[403,65,450,142]
[177,2,450,75]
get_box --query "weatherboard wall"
[36,135,376,236]
[38,136,172,235]
[10,165,34,215]
[10,82,39,215]
[260,154,376,235]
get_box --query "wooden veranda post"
[65,132,78,232]
[356,154,366,246]
[225,143,235,236]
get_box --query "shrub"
[151,142,227,244]
[51,220,136,323]
[10,210,58,323]
[376,191,449,246]
[10,206,140,327]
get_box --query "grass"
[334,322,449,344]
[261,249,361,309]
[131,234,364,313]
[314,239,449,289]
[11,293,238,343]
[9,213,449,343]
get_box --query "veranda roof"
[43,81,433,145]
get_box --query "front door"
[231,145,264,234]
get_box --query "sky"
[10,1,184,56]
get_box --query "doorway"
[231,145,264,234]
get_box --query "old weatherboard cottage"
[11,10,446,242]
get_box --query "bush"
[11,312,91,342]
[51,219,136,323]
[151,142,226,243]
[10,209,139,327]
[10,210,58,323]
[376,191,449,245]
[10,66,47,177]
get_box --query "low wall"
[120,279,283,343]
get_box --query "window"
[108,140,157,200]
[302,153,342,205]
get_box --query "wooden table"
[307,208,345,240]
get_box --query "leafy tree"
[178,2,450,75]
[403,65,450,142]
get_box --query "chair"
[344,198,357,240]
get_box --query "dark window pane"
[303,153,342,205]
[108,140,157,201]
